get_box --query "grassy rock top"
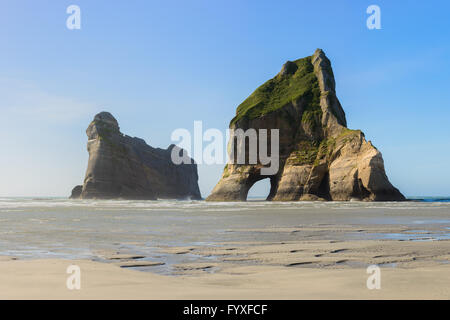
[230,56,321,126]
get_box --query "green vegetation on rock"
[314,137,336,165]
[223,164,230,178]
[230,56,321,126]
[337,128,362,143]
[287,140,320,166]
[288,136,338,167]
[301,104,322,132]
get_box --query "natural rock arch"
[207,49,404,202]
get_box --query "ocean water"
[408,197,450,203]
[0,197,449,273]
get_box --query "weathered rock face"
[71,112,201,200]
[70,185,82,199]
[207,49,404,202]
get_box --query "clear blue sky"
[0,0,449,197]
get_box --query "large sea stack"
[71,112,201,200]
[207,49,404,201]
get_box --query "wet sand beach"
[0,198,449,299]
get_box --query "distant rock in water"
[207,49,405,202]
[70,185,82,199]
[71,112,201,200]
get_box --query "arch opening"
[247,178,270,201]
[245,176,277,201]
